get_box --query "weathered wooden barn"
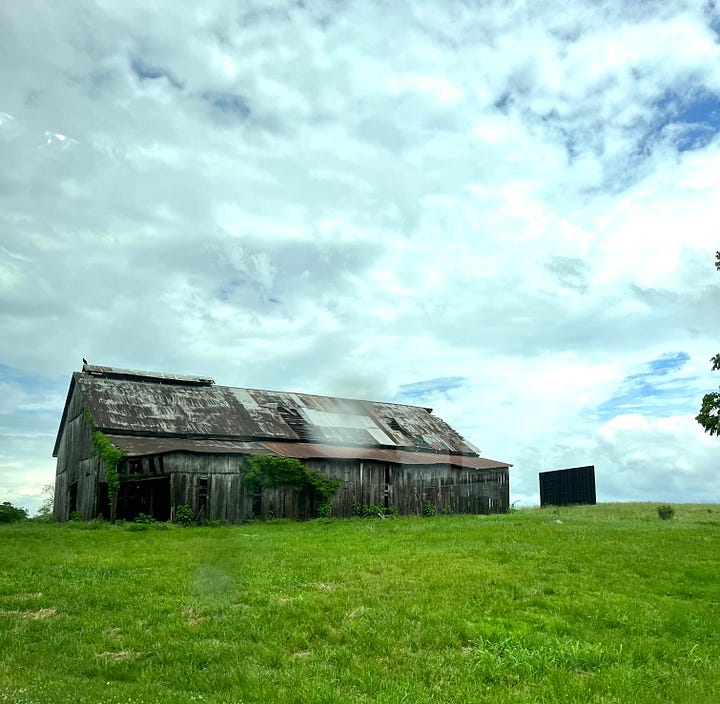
[53,364,511,521]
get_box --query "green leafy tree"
[0,501,28,523]
[696,252,720,435]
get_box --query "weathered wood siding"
[54,384,104,520]
[161,453,318,521]
[163,452,251,521]
[304,460,509,517]
[58,432,509,522]
[157,454,509,521]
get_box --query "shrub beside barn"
[53,364,511,521]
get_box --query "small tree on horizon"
[0,501,28,523]
[34,484,55,522]
[696,252,720,435]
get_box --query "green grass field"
[1,504,718,703]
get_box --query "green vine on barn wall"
[241,454,339,502]
[83,406,125,502]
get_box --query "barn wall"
[163,452,251,521]
[57,443,509,522]
[54,384,103,521]
[160,454,509,520]
[260,484,313,520]
[304,460,509,517]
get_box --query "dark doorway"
[98,482,110,520]
[117,477,171,521]
[67,481,78,516]
[197,477,209,519]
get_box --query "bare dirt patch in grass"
[3,608,58,620]
[97,651,142,662]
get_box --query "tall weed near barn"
[0,503,718,703]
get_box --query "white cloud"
[2,0,720,514]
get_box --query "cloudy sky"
[2,0,720,514]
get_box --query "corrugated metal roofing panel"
[106,436,271,457]
[263,442,510,470]
[58,365,509,466]
[105,435,510,469]
[78,375,296,440]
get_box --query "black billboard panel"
[539,465,596,507]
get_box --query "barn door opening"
[116,477,171,521]
[67,481,78,518]
[197,477,209,520]
[383,464,391,510]
[98,482,110,520]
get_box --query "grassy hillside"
[0,504,718,703]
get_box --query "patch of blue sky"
[0,363,46,390]
[131,58,165,80]
[654,90,720,151]
[672,93,720,126]
[596,352,697,420]
[648,351,690,375]
[0,364,66,416]
[202,91,251,120]
[130,58,182,89]
[396,376,467,402]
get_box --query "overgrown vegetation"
[351,502,398,518]
[133,513,156,524]
[423,499,438,516]
[83,406,126,512]
[0,503,719,703]
[315,502,333,518]
[174,505,194,526]
[240,454,339,501]
[656,504,675,520]
[0,501,27,523]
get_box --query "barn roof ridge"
[80,363,435,412]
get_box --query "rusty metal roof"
[104,436,508,469]
[53,365,511,468]
[105,436,272,456]
[263,442,509,469]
